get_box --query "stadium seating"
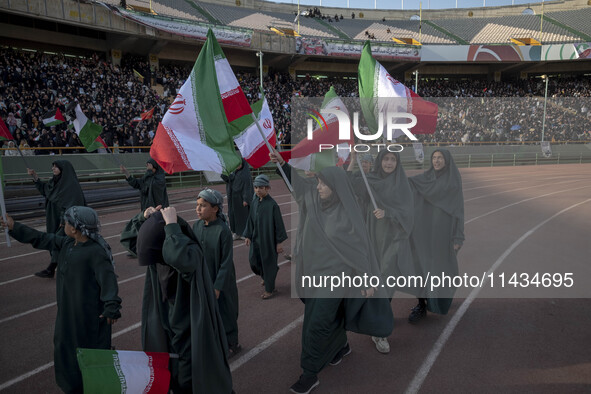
[432,14,582,44]
[335,19,455,44]
[547,8,591,38]
[197,1,338,37]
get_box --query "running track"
[1,164,590,393]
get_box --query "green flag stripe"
[77,349,125,393]
[193,29,241,174]
[78,121,103,151]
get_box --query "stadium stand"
[432,14,582,44]
[197,1,338,37]
[101,0,207,22]
[334,19,456,44]
[546,8,591,39]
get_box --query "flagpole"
[14,145,32,171]
[355,154,378,211]
[0,167,11,247]
[249,112,293,193]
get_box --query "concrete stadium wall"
[2,144,590,181]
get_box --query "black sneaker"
[408,303,427,323]
[290,374,319,394]
[34,269,55,278]
[329,342,351,366]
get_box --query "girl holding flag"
[1,206,121,393]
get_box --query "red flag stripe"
[0,117,13,140]
[150,123,191,174]
[244,133,276,168]
[144,352,171,394]
[221,86,252,123]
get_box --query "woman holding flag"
[347,149,414,354]
[270,151,392,394]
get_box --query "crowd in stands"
[1,47,590,156]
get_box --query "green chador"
[243,194,288,294]
[126,158,169,211]
[221,159,253,236]
[193,218,239,348]
[350,151,415,298]
[34,160,86,270]
[409,149,465,315]
[280,163,393,376]
[121,212,233,394]
[9,212,120,394]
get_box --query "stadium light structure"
[541,74,549,142]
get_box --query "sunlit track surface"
[1,165,590,393]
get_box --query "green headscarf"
[198,189,226,222]
[64,206,113,265]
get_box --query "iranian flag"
[150,29,254,175]
[72,104,104,151]
[358,41,437,138]
[77,348,170,394]
[279,87,352,171]
[42,108,65,126]
[232,96,276,168]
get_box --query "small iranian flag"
[72,104,104,152]
[358,41,437,138]
[280,87,352,171]
[232,96,276,168]
[42,108,65,126]
[150,29,253,175]
[77,348,170,394]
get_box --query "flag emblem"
[169,95,186,115]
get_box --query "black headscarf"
[366,151,414,235]
[409,149,464,221]
[46,160,86,207]
[137,212,178,302]
[305,166,383,290]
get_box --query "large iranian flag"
[150,29,255,175]
[280,87,352,171]
[358,41,437,138]
[76,348,170,394]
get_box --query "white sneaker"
[371,336,390,354]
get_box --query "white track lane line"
[0,230,295,322]
[405,198,591,394]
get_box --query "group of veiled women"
[1,145,464,394]
[268,147,464,394]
